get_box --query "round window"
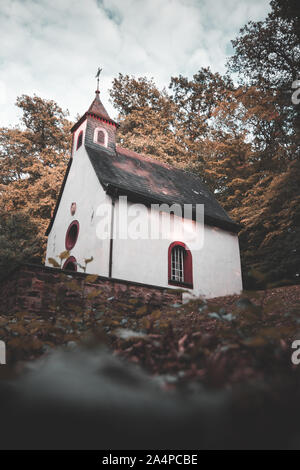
[63,256,77,271]
[65,221,79,250]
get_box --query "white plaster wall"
[46,121,112,276]
[110,198,243,299]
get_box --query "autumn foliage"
[0,0,299,450]
[0,95,72,276]
[109,0,299,287]
[0,0,299,287]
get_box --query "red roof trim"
[86,112,118,127]
[70,112,119,134]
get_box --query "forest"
[0,0,299,289]
[0,0,300,451]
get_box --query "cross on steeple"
[95,67,102,93]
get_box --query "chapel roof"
[46,141,239,235]
[85,144,239,233]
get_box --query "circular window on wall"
[65,220,79,250]
[63,256,77,271]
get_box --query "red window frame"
[65,220,79,250]
[63,256,77,272]
[168,241,193,288]
[76,130,83,150]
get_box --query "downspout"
[108,196,115,278]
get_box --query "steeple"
[87,90,111,121]
[70,69,118,156]
[71,67,118,133]
[86,66,115,123]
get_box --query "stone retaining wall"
[0,264,182,316]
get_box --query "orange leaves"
[85,274,99,284]
[0,95,72,276]
[48,258,60,268]
[59,251,70,261]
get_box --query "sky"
[0,0,271,127]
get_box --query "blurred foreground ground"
[0,285,300,449]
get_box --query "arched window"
[65,220,79,250]
[97,130,105,144]
[76,130,83,150]
[168,242,193,288]
[63,256,77,272]
[93,127,108,147]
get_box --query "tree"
[109,39,299,287]
[0,95,72,264]
[226,0,300,286]
[0,211,41,279]
[228,0,300,158]
[2,0,298,289]
[110,74,188,166]
[169,68,234,173]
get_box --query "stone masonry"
[0,264,182,317]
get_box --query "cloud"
[0,0,270,127]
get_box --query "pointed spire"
[87,91,111,121]
[70,70,118,134]
[87,66,111,121]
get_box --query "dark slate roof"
[85,144,239,232]
[70,92,118,133]
[87,91,111,121]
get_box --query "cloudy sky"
[0,0,271,126]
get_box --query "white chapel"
[45,87,243,299]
